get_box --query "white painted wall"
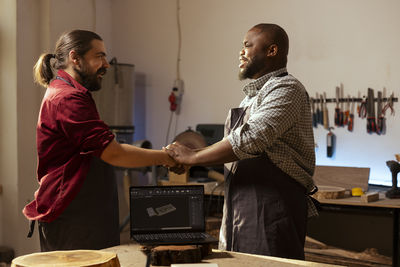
[0,0,18,248]
[111,0,400,186]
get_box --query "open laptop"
[130,185,218,245]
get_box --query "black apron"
[219,80,307,260]
[38,156,119,251]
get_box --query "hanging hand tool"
[315,93,321,125]
[376,91,385,135]
[327,127,335,158]
[339,83,345,126]
[366,88,376,133]
[358,95,367,118]
[343,95,350,125]
[323,92,329,130]
[357,91,361,115]
[311,97,317,128]
[348,97,355,132]
[319,93,324,125]
[334,86,341,126]
[382,92,395,116]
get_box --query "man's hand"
[163,142,196,165]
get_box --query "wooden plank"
[315,193,400,209]
[313,166,370,191]
[313,186,346,200]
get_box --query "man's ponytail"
[33,53,55,88]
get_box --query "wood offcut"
[141,245,212,266]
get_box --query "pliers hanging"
[358,95,367,118]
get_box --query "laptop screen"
[130,185,205,235]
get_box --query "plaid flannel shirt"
[227,67,318,217]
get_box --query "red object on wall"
[168,91,177,111]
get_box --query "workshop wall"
[0,0,17,248]
[111,0,400,186]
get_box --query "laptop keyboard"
[134,232,208,242]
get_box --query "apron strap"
[27,220,36,238]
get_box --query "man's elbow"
[100,139,121,164]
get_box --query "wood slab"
[313,166,370,191]
[360,192,379,203]
[11,250,120,267]
[313,186,346,200]
[145,245,202,266]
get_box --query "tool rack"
[310,97,398,103]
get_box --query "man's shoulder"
[47,81,89,103]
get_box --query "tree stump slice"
[149,245,202,266]
[313,185,346,200]
[11,250,120,267]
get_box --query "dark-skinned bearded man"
[165,23,318,260]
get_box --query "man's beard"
[74,61,106,91]
[238,54,265,81]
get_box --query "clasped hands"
[163,141,195,174]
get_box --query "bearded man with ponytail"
[25,30,178,251]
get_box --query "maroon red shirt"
[23,70,114,222]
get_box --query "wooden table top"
[103,243,342,267]
[315,192,400,209]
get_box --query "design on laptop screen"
[130,186,205,234]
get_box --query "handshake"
[163,141,195,174]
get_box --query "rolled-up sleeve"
[227,82,304,159]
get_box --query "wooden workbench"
[313,192,400,267]
[103,243,341,267]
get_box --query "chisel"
[376,91,384,134]
[319,93,324,125]
[311,97,317,128]
[323,92,329,130]
[315,93,321,125]
[366,88,376,134]
[334,86,341,126]
[348,97,355,132]
[339,83,345,126]
[343,95,350,125]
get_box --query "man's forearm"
[101,139,173,168]
[192,139,238,166]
